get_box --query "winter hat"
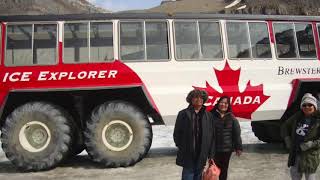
[300,93,318,110]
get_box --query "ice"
[151,121,263,149]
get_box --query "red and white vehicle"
[0,13,319,171]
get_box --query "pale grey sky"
[90,0,162,12]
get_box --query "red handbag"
[202,159,220,180]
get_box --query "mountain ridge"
[0,0,108,15]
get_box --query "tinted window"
[226,22,250,59]
[295,23,316,58]
[90,22,113,62]
[120,22,144,61]
[33,24,57,64]
[64,23,89,63]
[274,23,297,58]
[175,21,199,59]
[6,24,33,66]
[146,22,169,60]
[249,22,272,58]
[199,22,223,59]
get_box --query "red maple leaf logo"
[194,61,270,119]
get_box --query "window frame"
[145,20,171,62]
[226,20,272,60]
[89,20,114,63]
[247,21,273,60]
[273,22,299,60]
[63,21,90,64]
[225,20,251,60]
[63,20,114,64]
[118,19,170,62]
[273,21,318,60]
[316,23,320,59]
[5,22,59,67]
[294,22,317,60]
[198,20,224,61]
[173,19,224,61]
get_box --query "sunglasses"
[302,104,314,108]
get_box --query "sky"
[89,0,163,12]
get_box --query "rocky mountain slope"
[0,0,108,15]
[0,0,319,16]
[148,0,320,16]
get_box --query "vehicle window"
[295,23,316,58]
[318,24,320,55]
[226,22,250,59]
[248,22,272,59]
[90,22,113,62]
[146,22,169,60]
[317,24,320,55]
[175,21,199,59]
[274,23,297,58]
[199,22,223,59]
[120,22,144,61]
[64,22,89,63]
[33,24,57,65]
[6,24,33,66]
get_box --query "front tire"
[84,101,152,167]
[0,102,72,171]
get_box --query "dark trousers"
[214,151,232,180]
[181,166,203,180]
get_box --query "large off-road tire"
[0,102,72,171]
[251,120,283,143]
[84,101,152,167]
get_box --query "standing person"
[211,96,242,180]
[173,89,215,180]
[316,93,320,111]
[281,93,320,180]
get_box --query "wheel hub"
[19,121,51,152]
[102,120,133,151]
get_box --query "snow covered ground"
[151,121,263,149]
[0,122,300,180]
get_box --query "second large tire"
[84,101,152,167]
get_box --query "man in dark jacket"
[173,89,215,180]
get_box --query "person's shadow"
[242,143,287,154]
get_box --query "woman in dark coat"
[281,93,320,180]
[211,96,242,180]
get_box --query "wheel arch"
[0,91,76,129]
[280,79,320,122]
[0,86,164,129]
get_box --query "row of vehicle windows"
[5,22,114,66]
[2,20,319,66]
